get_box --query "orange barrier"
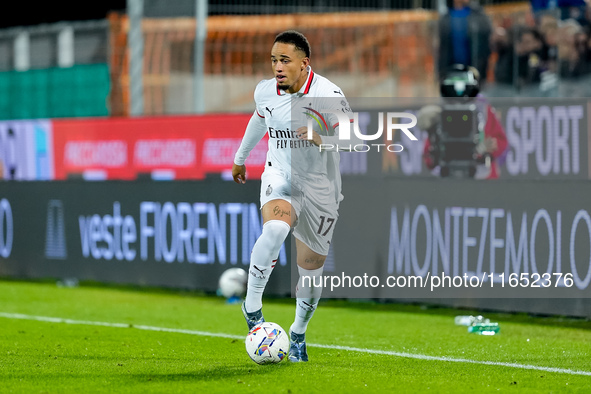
[108,3,531,115]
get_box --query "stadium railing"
[107,3,530,116]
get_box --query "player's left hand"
[295,126,322,146]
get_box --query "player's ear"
[301,57,310,70]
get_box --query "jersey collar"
[276,66,315,96]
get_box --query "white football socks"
[291,265,324,335]
[244,220,291,313]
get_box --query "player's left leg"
[289,238,326,362]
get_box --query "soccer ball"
[218,268,247,299]
[245,322,290,364]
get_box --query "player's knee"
[262,220,291,245]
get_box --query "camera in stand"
[420,64,489,179]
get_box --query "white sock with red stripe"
[244,220,291,313]
[291,266,324,335]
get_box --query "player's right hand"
[232,163,246,184]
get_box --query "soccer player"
[232,30,354,362]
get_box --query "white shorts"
[260,166,338,255]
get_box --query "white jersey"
[234,66,353,204]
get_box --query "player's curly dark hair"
[274,30,311,58]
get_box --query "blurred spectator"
[530,0,587,24]
[558,0,587,24]
[489,3,591,89]
[573,30,591,73]
[438,0,492,81]
[530,0,554,19]
[558,19,586,77]
[491,26,515,84]
[515,28,545,85]
[539,14,559,72]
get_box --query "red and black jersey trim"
[303,70,314,94]
[256,109,265,118]
[276,84,282,96]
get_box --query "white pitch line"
[1,312,590,377]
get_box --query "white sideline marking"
[1,312,590,377]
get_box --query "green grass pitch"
[1,280,591,393]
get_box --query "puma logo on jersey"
[333,90,342,95]
[266,107,274,116]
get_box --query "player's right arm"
[233,107,267,184]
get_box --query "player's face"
[271,42,309,93]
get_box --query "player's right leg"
[242,198,293,331]
[289,239,326,362]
